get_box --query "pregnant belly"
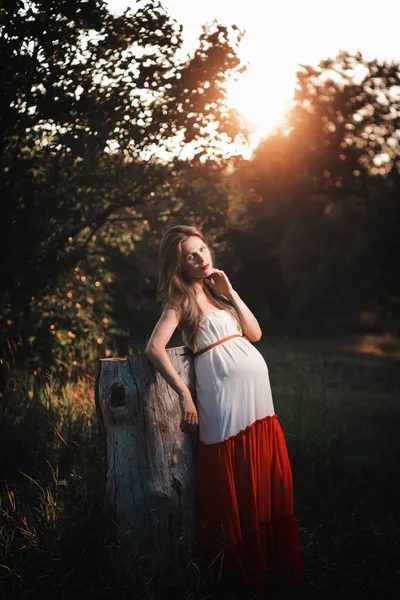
[195,337,268,382]
[194,338,275,443]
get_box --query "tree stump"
[95,346,198,590]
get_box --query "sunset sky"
[107,0,400,147]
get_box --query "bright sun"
[223,28,297,150]
[225,65,295,140]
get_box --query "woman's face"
[181,236,213,281]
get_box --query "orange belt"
[193,333,249,358]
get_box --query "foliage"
[0,361,108,598]
[0,0,247,377]
[227,52,400,333]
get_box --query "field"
[263,334,400,598]
[1,333,399,599]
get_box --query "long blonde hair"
[157,225,240,352]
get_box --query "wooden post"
[95,346,198,590]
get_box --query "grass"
[1,334,399,599]
[261,335,400,598]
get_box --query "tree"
[228,52,400,332]
[0,0,246,375]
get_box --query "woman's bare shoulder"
[145,304,182,351]
[162,301,182,315]
[161,303,183,326]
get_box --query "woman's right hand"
[178,390,198,433]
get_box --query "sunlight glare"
[225,32,297,140]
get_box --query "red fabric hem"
[196,413,304,590]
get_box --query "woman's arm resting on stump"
[144,307,198,431]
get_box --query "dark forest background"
[2,0,399,382]
[1,2,400,598]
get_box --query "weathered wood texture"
[95,346,198,586]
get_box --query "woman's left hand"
[204,269,234,299]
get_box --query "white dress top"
[182,309,275,445]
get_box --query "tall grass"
[265,337,400,598]
[1,336,399,598]
[0,344,115,599]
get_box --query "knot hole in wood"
[110,383,126,407]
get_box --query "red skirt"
[195,414,304,591]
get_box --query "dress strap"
[193,333,249,358]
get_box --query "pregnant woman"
[145,225,304,594]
